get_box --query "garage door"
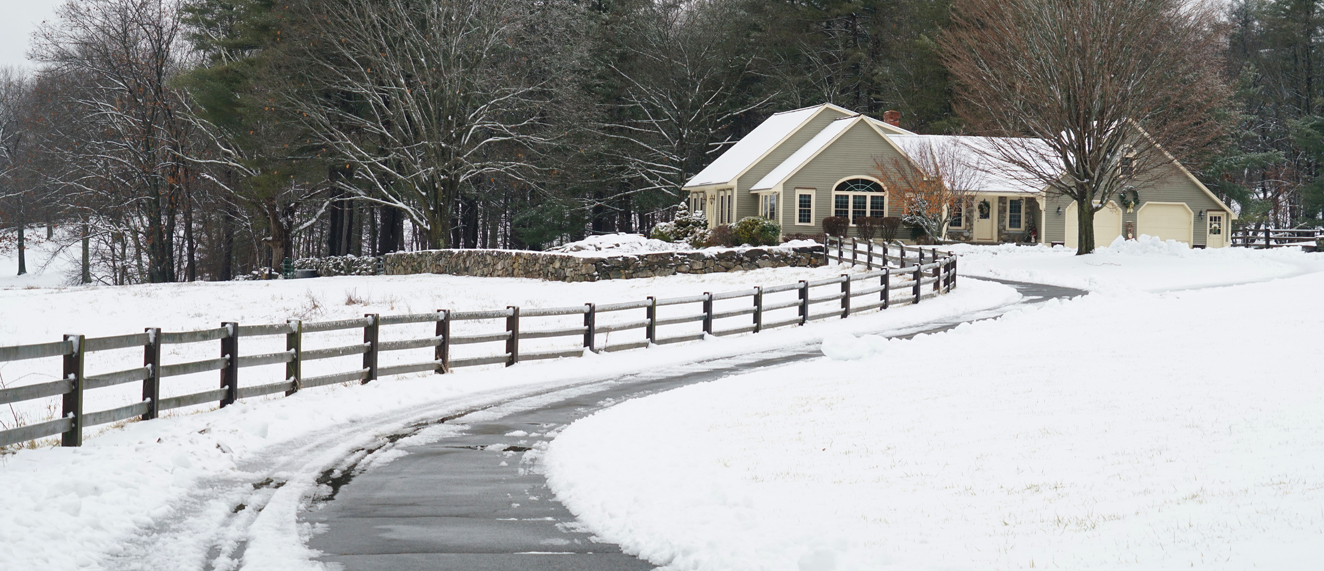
[1064,201,1123,249]
[1137,202,1192,244]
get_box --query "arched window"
[832,178,886,224]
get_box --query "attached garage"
[1137,202,1193,244]
[1064,201,1123,249]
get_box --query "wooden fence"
[0,239,955,450]
[1231,227,1322,249]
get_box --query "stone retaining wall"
[384,246,825,282]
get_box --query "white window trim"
[950,203,966,229]
[1007,198,1025,231]
[755,191,780,222]
[794,188,815,226]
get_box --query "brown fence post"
[646,297,657,345]
[919,248,925,264]
[882,241,888,263]
[583,303,596,352]
[143,328,161,421]
[1263,226,1270,249]
[435,311,450,373]
[822,237,830,265]
[840,274,851,318]
[362,314,379,383]
[220,323,239,407]
[506,306,520,366]
[866,240,873,268]
[850,238,857,265]
[913,264,921,304]
[933,264,941,294]
[62,334,84,447]
[882,268,890,309]
[798,281,809,325]
[702,293,714,335]
[753,286,763,333]
[286,319,303,395]
[837,237,843,261]
[952,257,958,289]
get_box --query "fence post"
[952,257,958,289]
[506,306,520,366]
[220,322,239,407]
[646,297,657,345]
[913,264,921,304]
[142,328,161,421]
[362,314,379,384]
[919,248,925,264]
[882,242,888,264]
[932,264,941,294]
[850,238,857,266]
[882,268,890,309]
[866,240,873,268]
[822,237,830,265]
[435,311,450,373]
[840,275,851,318]
[753,286,763,333]
[798,281,809,325]
[1263,226,1270,249]
[702,293,714,335]
[583,303,596,352]
[837,237,843,262]
[286,319,303,395]
[61,334,84,448]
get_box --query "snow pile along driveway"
[543,269,1324,570]
[948,235,1317,292]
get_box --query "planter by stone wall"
[384,245,825,282]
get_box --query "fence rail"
[0,238,956,450]
[1231,227,1322,249]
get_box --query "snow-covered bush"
[732,216,781,246]
[650,203,710,247]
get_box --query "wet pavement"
[305,278,1086,570]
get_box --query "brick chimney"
[882,110,901,127]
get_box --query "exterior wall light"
[1056,206,1063,216]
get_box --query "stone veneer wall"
[384,246,825,282]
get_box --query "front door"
[1207,212,1225,248]
[973,198,996,242]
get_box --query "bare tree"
[941,0,1231,254]
[597,0,776,211]
[31,0,193,281]
[874,137,981,242]
[0,68,32,275]
[280,0,562,249]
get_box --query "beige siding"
[779,122,908,235]
[1043,164,1225,246]
[736,108,851,223]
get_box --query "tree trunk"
[1075,197,1097,255]
[16,224,26,275]
[220,211,234,281]
[81,222,91,284]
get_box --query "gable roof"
[684,106,824,188]
[683,103,914,189]
[750,115,865,191]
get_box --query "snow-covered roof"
[886,135,1055,195]
[751,116,862,191]
[684,106,824,188]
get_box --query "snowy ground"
[543,245,1324,570]
[0,228,1021,570]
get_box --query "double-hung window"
[796,190,814,225]
[760,193,778,221]
[1007,199,1024,230]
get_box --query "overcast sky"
[1,0,66,72]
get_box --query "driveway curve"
[304,278,1085,571]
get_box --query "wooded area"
[0,0,1322,282]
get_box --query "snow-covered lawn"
[543,250,1324,570]
[0,235,867,427]
[0,230,1021,570]
[949,236,1316,292]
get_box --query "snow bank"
[543,272,1324,570]
[548,233,694,255]
[947,238,1324,292]
[548,233,823,257]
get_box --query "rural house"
[682,104,1237,248]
